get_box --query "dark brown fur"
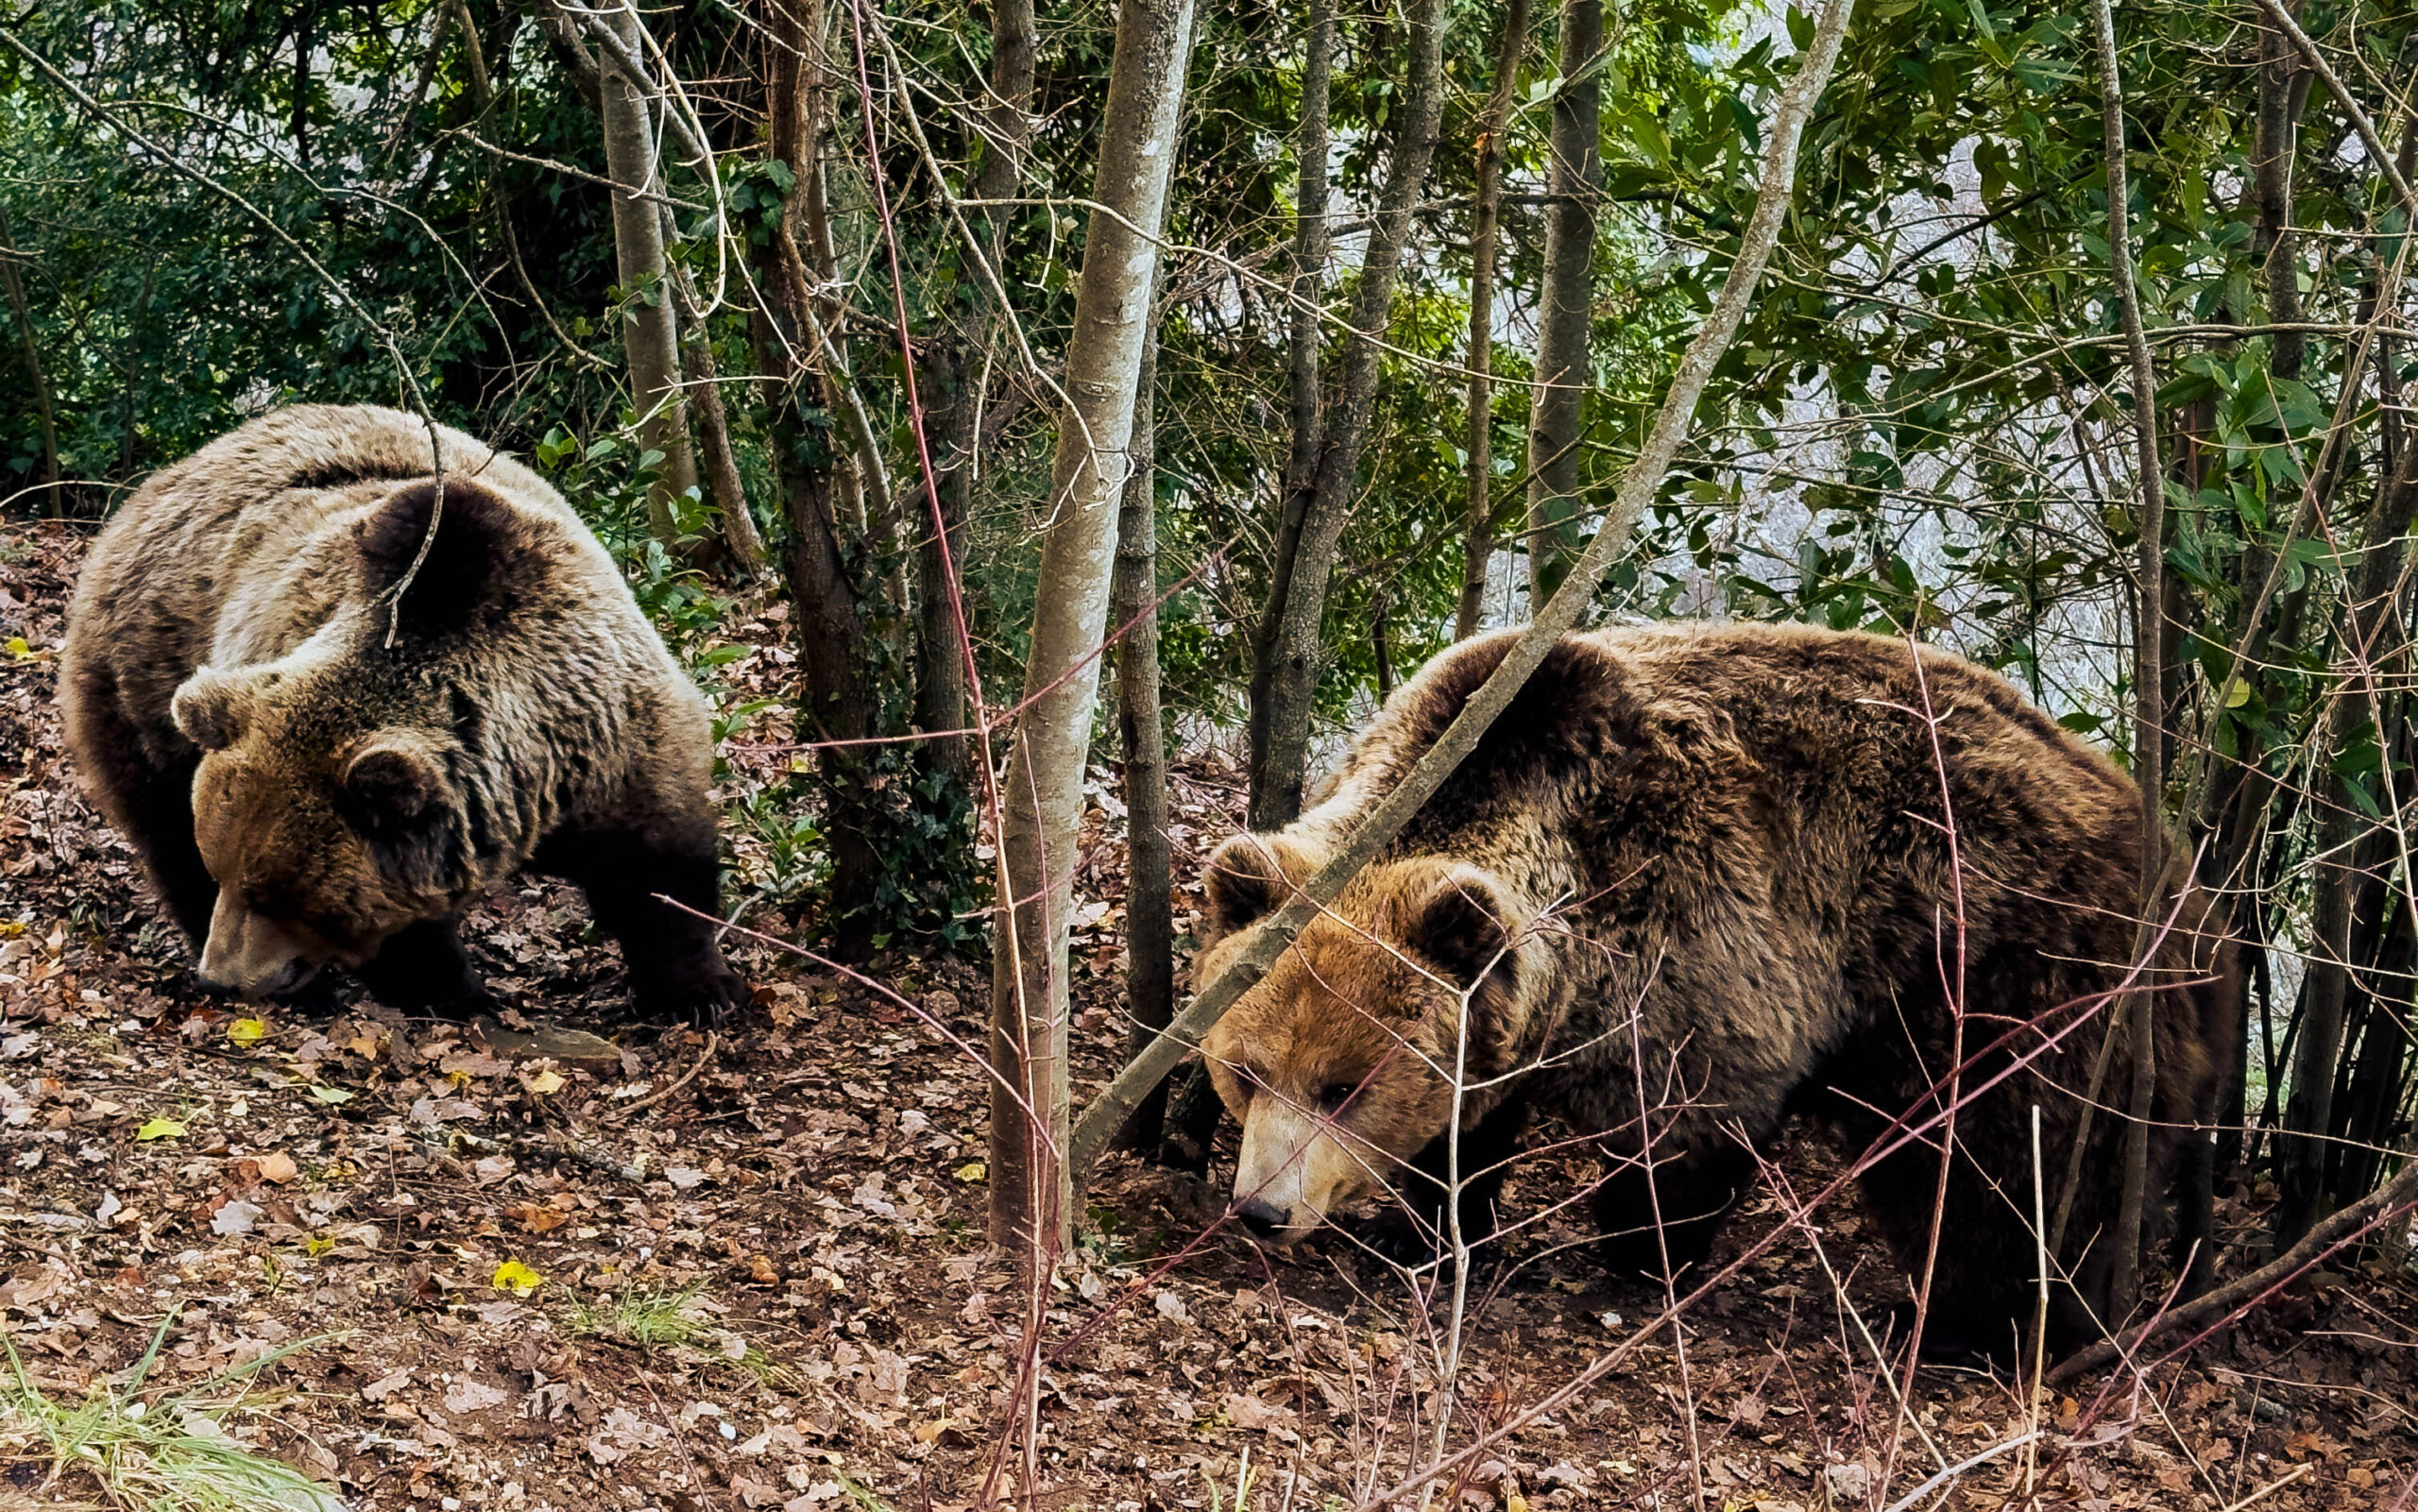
[60,404,746,1024]
[1198,624,2232,1352]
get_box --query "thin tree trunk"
[2281,442,2418,1238]
[2090,0,2164,1321]
[751,0,882,956]
[917,0,1038,789]
[670,260,771,576]
[0,206,59,515]
[1455,0,1530,640]
[1112,296,1176,1152]
[1524,0,1604,604]
[1284,0,1334,504]
[596,0,701,552]
[1244,0,1337,813]
[1247,0,1447,828]
[992,0,1196,1259]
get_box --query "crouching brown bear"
[60,403,748,1025]
[1196,623,2231,1353]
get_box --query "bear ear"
[1405,869,1520,993]
[343,732,450,828]
[170,668,256,752]
[1201,835,1308,941]
[356,474,534,632]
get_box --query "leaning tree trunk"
[1454,0,1531,639]
[595,0,702,553]
[1524,0,1603,604]
[1246,0,1447,828]
[669,260,772,577]
[991,0,1197,1261]
[916,0,1039,790]
[1111,292,1176,1152]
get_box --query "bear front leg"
[1592,1140,1756,1283]
[115,759,219,949]
[1360,1100,1531,1268]
[358,917,498,1019]
[553,821,749,1028]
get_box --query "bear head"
[1193,833,1540,1246]
[166,475,536,997]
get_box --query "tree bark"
[1242,0,1337,818]
[916,0,1039,790]
[991,0,1196,1259]
[2090,0,2165,1322]
[1073,0,1857,1179]
[1111,294,1176,1151]
[0,206,60,514]
[1455,0,1530,639]
[2280,441,2418,1239]
[1524,0,1604,604]
[596,0,702,552]
[670,260,771,577]
[1283,0,1335,505]
[1247,0,1447,829]
[751,0,883,957]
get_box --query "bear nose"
[1232,1198,1291,1239]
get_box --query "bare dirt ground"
[4,518,2416,1511]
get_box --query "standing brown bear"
[1196,624,2231,1353]
[61,403,748,1025]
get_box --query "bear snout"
[1230,1198,1295,1241]
[197,888,325,1000]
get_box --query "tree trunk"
[670,260,771,577]
[1111,296,1176,1152]
[596,0,702,552]
[2280,444,2418,1239]
[991,0,1196,1259]
[1246,0,1447,828]
[1283,0,1334,506]
[1524,0,1604,605]
[750,0,884,957]
[1243,0,1336,820]
[916,0,1039,790]
[2090,0,2164,1320]
[0,206,60,515]
[1455,0,1530,639]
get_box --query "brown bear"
[60,403,747,1025]
[1195,623,2231,1353]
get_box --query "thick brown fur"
[60,404,746,1024]
[1198,624,2233,1354]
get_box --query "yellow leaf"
[492,1260,544,1296]
[227,1017,267,1046]
[526,1069,565,1095]
[308,1085,353,1104]
[954,1162,987,1183]
[4,637,30,659]
[1505,1497,1529,1512]
[2225,676,2254,708]
[135,1117,186,1142]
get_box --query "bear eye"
[1317,1081,1358,1114]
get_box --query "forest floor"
[3,516,2416,1512]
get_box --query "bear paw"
[637,966,752,1029]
